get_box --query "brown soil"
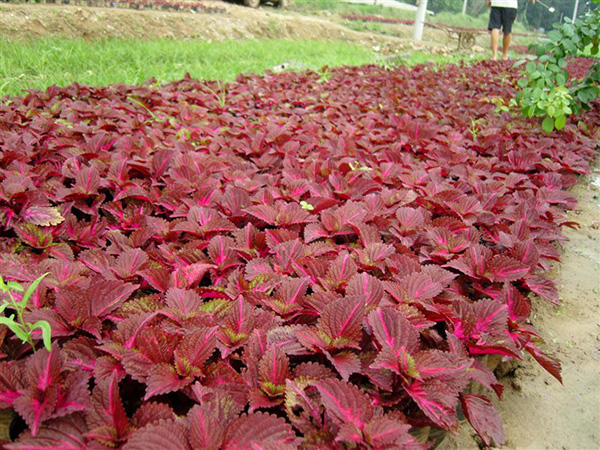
[0,1,450,51]
[0,3,598,449]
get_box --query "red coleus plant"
[0,58,598,448]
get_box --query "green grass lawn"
[0,37,480,97]
[0,38,380,97]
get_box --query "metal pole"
[462,0,468,15]
[413,0,429,41]
[572,0,579,21]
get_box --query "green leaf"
[558,59,568,69]
[18,273,49,308]
[31,320,52,352]
[0,317,29,343]
[6,282,24,292]
[542,116,555,133]
[548,30,562,42]
[526,61,536,73]
[554,115,567,130]
[300,201,314,211]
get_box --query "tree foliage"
[516,3,600,133]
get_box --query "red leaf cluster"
[0,59,598,447]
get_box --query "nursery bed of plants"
[0,58,598,448]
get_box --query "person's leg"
[502,33,511,60]
[491,29,500,60]
[488,7,502,60]
[501,7,517,60]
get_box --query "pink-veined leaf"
[313,378,373,429]
[258,346,290,397]
[223,412,298,449]
[174,326,218,378]
[123,419,190,450]
[188,405,225,450]
[86,371,129,444]
[21,206,65,226]
[318,296,365,347]
[346,272,383,308]
[368,307,419,352]
[5,414,88,449]
[460,394,505,448]
[485,256,530,282]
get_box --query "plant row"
[0,59,598,448]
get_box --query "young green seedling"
[0,273,52,352]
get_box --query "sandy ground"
[0,1,451,49]
[0,2,598,448]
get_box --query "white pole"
[462,0,468,15]
[413,0,429,41]
[572,0,579,21]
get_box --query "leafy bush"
[0,59,598,448]
[516,3,600,132]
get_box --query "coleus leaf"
[313,378,373,429]
[368,307,419,353]
[319,251,357,291]
[258,346,290,398]
[404,378,461,431]
[217,298,256,356]
[130,402,175,430]
[88,278,139,318]
[21,206,65,226]
[12,347,63,436]
[364,416,424,449]
[0,361,24,407]
[86,371,129,445]
[187,405,224,450]
[264,276,310,317]
[318,296,365,348]
[324,350,362,381]
[524,342,562,383]
[523,274,560,305]
[14,223,54,249]
[460,394,505,448]
[145,364,190,400]
[5,413,88,449]
[173,326,218,378]
[123,419,190,450]
[485,256,530,282]
[346,272,384,309]
[222,412,298,449]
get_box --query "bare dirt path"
[0,1,445,50]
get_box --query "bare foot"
[502,55,509,60]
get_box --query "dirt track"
[0,1,450,49]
